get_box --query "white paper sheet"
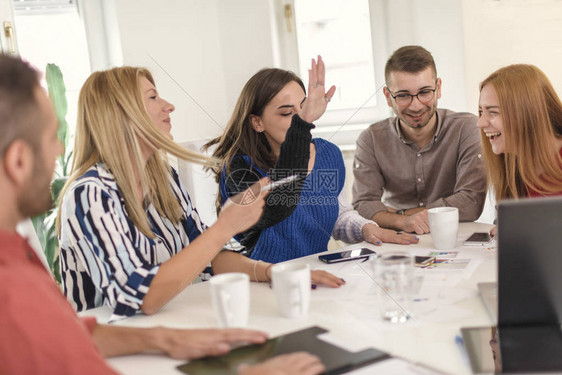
[345,357,447,374]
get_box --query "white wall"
[112,0,470,145]
[383,0,468,112]
[112,0,279,224]
[462,0,562,115]
[113,0,277,144]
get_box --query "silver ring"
[325,96,331,103]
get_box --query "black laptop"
[462,197,562,374]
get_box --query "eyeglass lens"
[394,89,435,106]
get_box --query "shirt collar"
[77,163,120,192]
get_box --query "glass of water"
[374,252,414,323]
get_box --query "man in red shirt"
[0,55,323,375]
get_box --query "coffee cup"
[271,263,311,318]
[209,273,250,327]
[428,207,459,250]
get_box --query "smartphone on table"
[463,232,493,246]
[414,255,436,267]
[318,248,376,264]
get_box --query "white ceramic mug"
[428,207,459,250]
[209,273,250,327]
[271,263,311,318]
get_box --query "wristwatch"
[396,209,406,215]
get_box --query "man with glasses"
[352,45,486,234]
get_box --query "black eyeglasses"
[387,83,437,107]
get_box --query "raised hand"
[300,55,336,123]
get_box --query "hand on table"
[361,223,419,245]
[238,352,324,375]
[398,209,430,235]
[158,328,268,359]
[300,55,336,124]
[263,264,344,288]
[310,270,345,288]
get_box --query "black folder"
[177,326,389,375]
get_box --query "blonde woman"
[57,67,344,321]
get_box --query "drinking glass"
[374,252,414,323]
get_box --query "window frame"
[273,0,391,139]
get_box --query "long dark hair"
[204,68,305,176]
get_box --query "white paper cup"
[209,273,249,327]
[428,207,459,250]
[271,263,311,318]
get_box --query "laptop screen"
[497,196,562,327]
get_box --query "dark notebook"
[177,326,388,375]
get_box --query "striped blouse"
[59,163,206,321]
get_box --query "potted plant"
[31,63,72,284]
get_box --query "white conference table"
[81,222,496,375]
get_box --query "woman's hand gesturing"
[300,55,336,124]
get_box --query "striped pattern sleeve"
[59,177,159,321]
[332,190,378,243]
[169,168,207,240]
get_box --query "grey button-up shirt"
[352,108,487,221]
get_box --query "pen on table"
[455,335,470,367]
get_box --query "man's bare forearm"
[92,325,162,358]
[372,211,405,231]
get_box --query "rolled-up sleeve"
[352,129,388,219]
[333,191,377,243]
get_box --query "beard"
[19,154,55,218]
[398,102,437,130]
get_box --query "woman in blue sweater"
[205,57,418,263]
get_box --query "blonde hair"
[57,67,216,237]
[479,64,562,201]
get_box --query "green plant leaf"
[44,234,56,268]
[51,177,69,203]
[31,63,71,285]
[31,214,48,250]
[53,254,61,285]
[45,63,69,161]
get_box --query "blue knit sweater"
[220,137,345,263]
[249,138,345,262]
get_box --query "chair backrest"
[176,140,219,226]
